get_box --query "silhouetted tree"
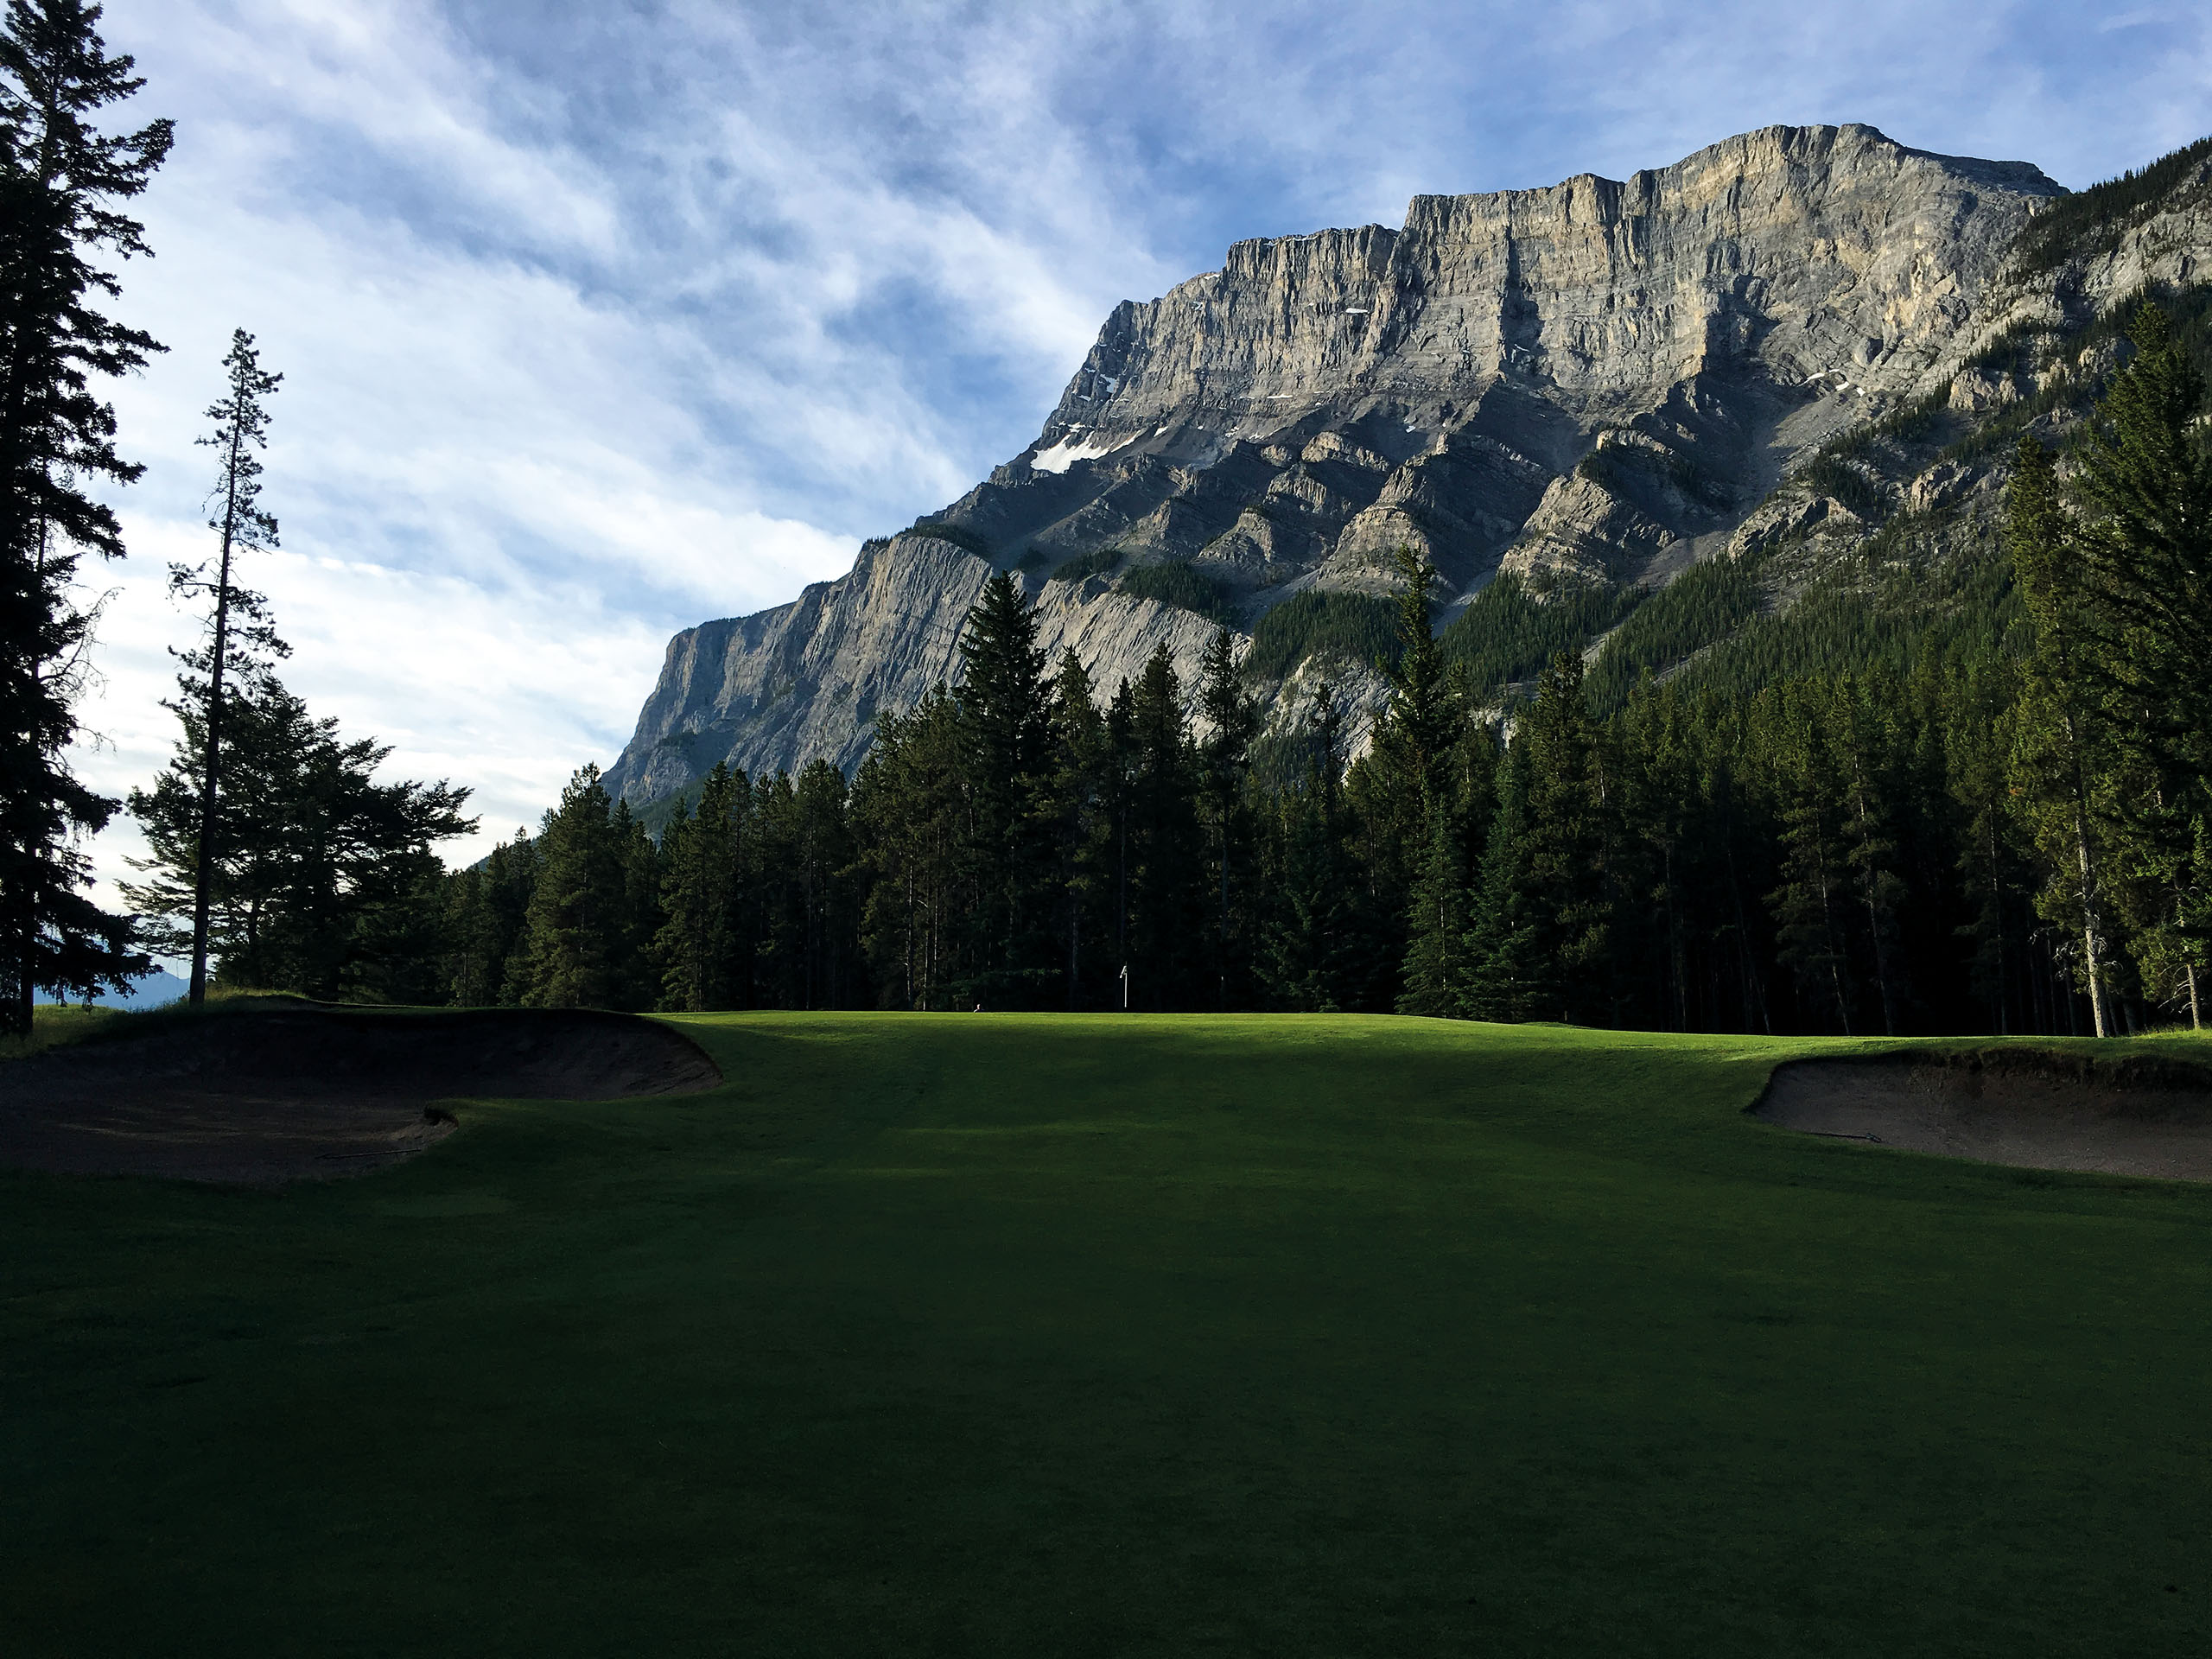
[0,0,169,1028]
[174,328,282,1004]
[125,671,472,999]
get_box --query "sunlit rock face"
[607,124,2078,805]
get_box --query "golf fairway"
[4,1014,2209,1654]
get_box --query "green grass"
[2,992,318,1061]
[2,1003,124,1059]
[5,1014,2211,1655]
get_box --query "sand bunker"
[0,1007,721,1185]
[1755,1049,2212,1181]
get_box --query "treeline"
[156,310,2209,1037]
[410,308,2202,1033]
[406,606,2137,1034]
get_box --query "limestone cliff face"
[605,123,2143,807]
[611,533,1224,797]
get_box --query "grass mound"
[5,1015,2209,1654]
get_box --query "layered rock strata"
[606,123,2198,805]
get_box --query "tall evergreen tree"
[1122,644,1205,1009]
[855,688,966,1009]
[509,765,635,1010]
[2068,304,2212,1027]
[1351,544,1461,899]
[1397,803,1471,1017]
[656,763,750,1012]
[956,571,1053,1006]
[1520,652,1616,1023]
[1466,739,1543,1022]
[124,671,472,999]
[1258,687,1368,1011]
[443,829,537,1007]
[1044,648,1110,1009]
[1766,684,1859,1033]
[175,327,282,1004]
[2008,436,2120,1034]
[1197,626,1259,1009]
[755,759,858,1010]
[1942,666,2034,1033]
[1827,677,1909,1034]
[0,0,169,1029]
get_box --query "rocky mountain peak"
[601,123,2202,817]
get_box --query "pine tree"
[1122,644,1205,1009]
[0,0,170,1029]
[1519,652,1615,1023]
[1396,803,1471,1016]
[1351,543,1462,912]
[443,829,537,1007]
[854,689,965,1009]
[124,671,472,999]
[609,797,662,1011]
[656,764,749,1012]
[792,758,858,1008]
[174,328,283,1003]
[1765,684,1858,1033]
[1614,681,1698,1031]
[955,571,1053,1006]
[1827,677,1908,1035]
[1942,665,2034,1033]
[509,766,632,1009]
[2068,304,2212,1027]
[2008,436,2120,1034]
[1104,675,1137,998]
[1197,626,1259,1009]
[1257,683,1377,1012]
[1044,648,1110,1009]
[1466,739,1544,1022]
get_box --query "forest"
[111,303,2199,1038]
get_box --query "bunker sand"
[1755,1049,2212,1181]
[0,1007,721,1185]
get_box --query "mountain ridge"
[603,122,2207,813]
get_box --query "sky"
[60,0,2212,931]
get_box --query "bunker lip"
[0,1007,722,1185]
[1753,1048,2212,1183]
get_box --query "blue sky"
[67,0,2212,906]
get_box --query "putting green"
[4,1014,2209,1655]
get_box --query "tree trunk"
[1987,825,2010,1036]
[10,901,32,1037]
[188,410,249,1005]
[1218,811,1230,1012]
[2074,812,2107,1038]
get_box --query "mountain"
[35,967,188,1010]
[603,123,2212,812]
